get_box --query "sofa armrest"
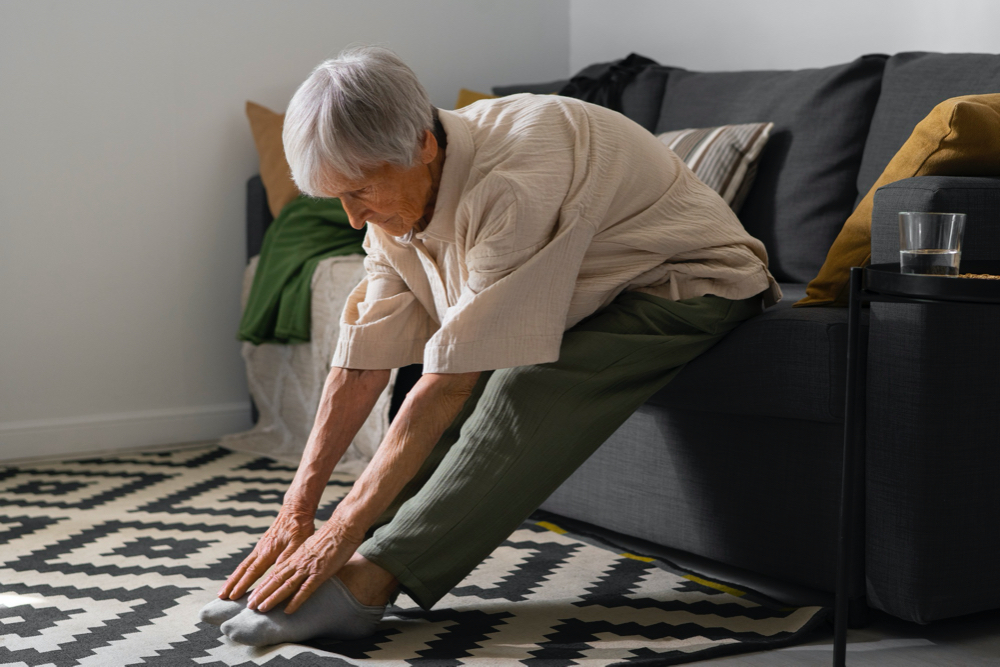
[871,176,1000,264]
[866,174,1000,622]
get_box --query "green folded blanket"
[238,195,366,345]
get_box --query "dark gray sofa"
[530,52,1000,626]
[245,51,1000,626]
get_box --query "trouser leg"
[365,370,493,535]
[358,291,761,609]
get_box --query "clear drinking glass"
[898,211,966,276]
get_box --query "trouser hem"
[358,538,438,611]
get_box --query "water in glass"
[899,248,961,276]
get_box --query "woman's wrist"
[280,496,318,519]
[320,505,368,547]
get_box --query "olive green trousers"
[357,290,762,609]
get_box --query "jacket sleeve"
[331,246,437,370]
[421,176,596,373]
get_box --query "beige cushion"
[245,101,301,218]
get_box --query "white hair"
[283,45,434,192]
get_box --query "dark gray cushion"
[856,52,1000,203]
[649,283,848,424]
[493,66,670,133]
[491,79,568,96]
[871,176,1000,264]
[655,56,887,283]
[246,175,273,260]
[618,65,672,132]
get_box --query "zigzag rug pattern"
[0,446,827,666]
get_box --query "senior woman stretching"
[202,46,780,646]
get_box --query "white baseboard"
[0,403,253,463]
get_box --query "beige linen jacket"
[332,95,780,374]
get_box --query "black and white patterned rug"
[0,446,828,666]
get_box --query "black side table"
[833,261,1000,666]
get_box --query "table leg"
[834,267,865,667]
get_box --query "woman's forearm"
[330,371,481,535]
[282,367,391,515]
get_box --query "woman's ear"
[419,129,438,165]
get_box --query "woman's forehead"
[318,164,383,195]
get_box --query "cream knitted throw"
[221,255,395,473]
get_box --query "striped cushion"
[657,122,773,212]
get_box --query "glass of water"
[898,211,966,276]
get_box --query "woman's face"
[317,130,441,237]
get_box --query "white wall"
[570,0,1000,72]
[0,0,569,461]
[12,0,996,464]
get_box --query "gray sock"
[199,596,247,626]
[221,576,385,647]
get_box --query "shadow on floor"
[531,509,1000,666]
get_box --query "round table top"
[865,261,1000,303]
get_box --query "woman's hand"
[218,506,316,601]
[216,368,390,608]
[241,371,479,614]
[246,517,365,614]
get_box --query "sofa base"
[540,404,858,597]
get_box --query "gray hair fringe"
[283,45,434,192]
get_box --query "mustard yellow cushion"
[455,88,497,109]
[798,94,1000,307]
[245,101,301,218]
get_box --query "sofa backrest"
[494,64,672,133]
[495,57,887,284]
[653,56,887,283]
[855,52,1000,205]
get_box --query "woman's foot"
[336,554,399,606]
[221,575,385,646]
[199,596,247,626]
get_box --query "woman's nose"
[341,201,368,230]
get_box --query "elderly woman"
[201,46,780,646]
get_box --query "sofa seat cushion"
[648,283,848,423]
[655,56,886,284]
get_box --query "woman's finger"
[257,571,308,613]
[283,575,322,615]
[248,563,293,609]
[274,540,303,566]
[218,510,317,602]
[219,557,252,598]
[229,558,270,600]
[221,546,268,599]
[230,534,293,599]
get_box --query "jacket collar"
[410,108,472,245]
